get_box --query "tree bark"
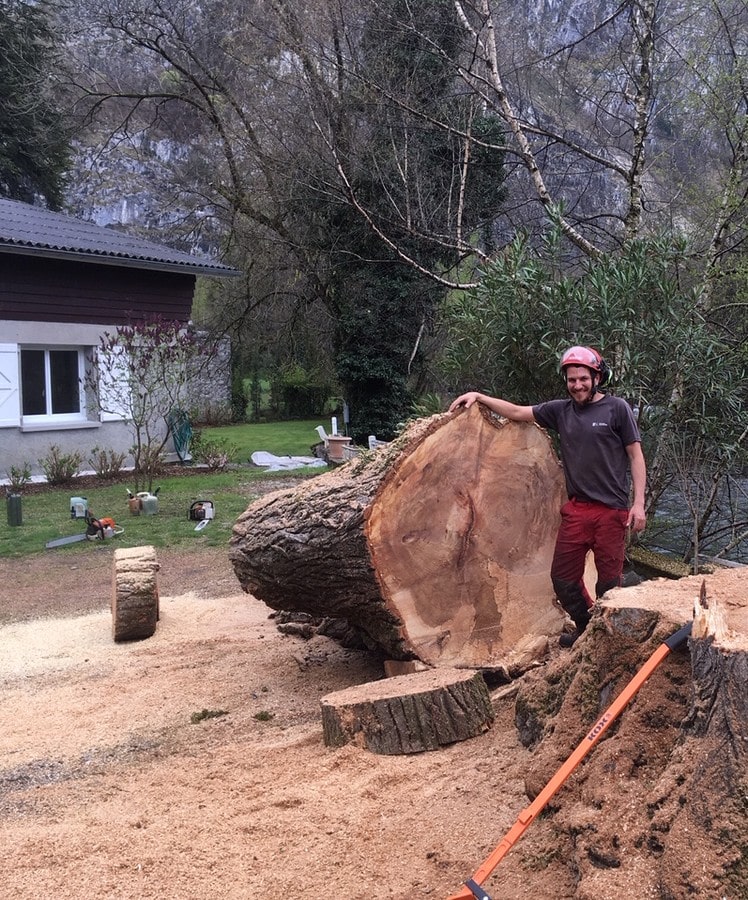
[230,404,567,669]
[651,578,748,897]
[320,668,494,754]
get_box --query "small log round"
[112,545,160,642]
[320,668,494,755]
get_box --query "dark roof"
[0,197,240,277]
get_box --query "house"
[0,198,239,476]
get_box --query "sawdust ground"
[0,548,743,899]
[0,547,544,900]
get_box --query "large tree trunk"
[230,404,567,670]
[652,574,748,897]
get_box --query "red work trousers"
[550,498,629,622]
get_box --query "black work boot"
[559,630,581,648]
[552,578,591,649]
[559,601,590,649]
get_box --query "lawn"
[200,418,332,461]
[1,420,331,560]
[0,468,324,559]
[0,467,326,558]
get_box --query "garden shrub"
[4,463,32,492]
[190,431,238,471]
[88,446,127,479]
[38,445,83,485]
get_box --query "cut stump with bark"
[112,545,160,642]
[230,405,568,671]
[515,568,748,899]
[320,668,494,754]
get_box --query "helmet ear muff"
[597,358,612,388]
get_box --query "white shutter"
[0,344,20,428]
[97,345,130,422]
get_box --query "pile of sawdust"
[0,553,745,899]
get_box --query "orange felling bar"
[448,621,692,900]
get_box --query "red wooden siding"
[0,255,195,325]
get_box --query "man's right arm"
[448,391,536,422]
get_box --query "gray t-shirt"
[532,395,641,509]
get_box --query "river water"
[646,479,748,567]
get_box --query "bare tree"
[57,0,748,451]
[87,318,204,490]
[60,0,748,278]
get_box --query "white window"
[20,347,87,423]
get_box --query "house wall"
[0,319,133,476]
[0,255,194,324]
[0,419,133,477]
[0,253,198,478]
[187,336,232,422]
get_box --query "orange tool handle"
[448,621,692,900]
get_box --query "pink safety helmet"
[560,346,611,386]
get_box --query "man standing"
[449,346,646,647]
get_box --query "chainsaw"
[45,512,122,548]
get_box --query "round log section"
[320,668,494,754]
[230,404,567,671]
[112,545,160,642]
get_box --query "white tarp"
[250,451,326,472]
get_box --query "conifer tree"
[0,0,70,208]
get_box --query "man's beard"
[570,385,596,405]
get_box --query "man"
[449,345,646,647]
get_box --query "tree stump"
[514,568,748,899]
[230,405,568,671]
[650,572,748,897]
[320,668,494,754]
[112,545,160,642]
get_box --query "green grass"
[1,470,323,560]
[200,418,330,461]
[1,419,331,560]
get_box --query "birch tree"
[59,0,748,468]
[64,0,508,434]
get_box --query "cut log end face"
[606,568,746,652]
[230,407,567,670]
[320,668,494,755]
[366,406,566,668]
